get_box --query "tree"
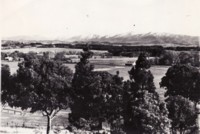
[123,53,170,133]
[4,56,73,134]
[166,96,197,134]
[54,51,66,61]
[9,51,25,61]
[128,53,155,93]
[1,64,11,105]
[124,90,170,134]
[101,71,124,133]
[160,64,200,102]
[178,52,193,65]
[135,53,151,70]
[159,50,178,65]
[160,64,200,133]
[70,48,124,133]
[1,52,8,60]
[69,48,97,130]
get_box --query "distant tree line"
[149,50,200,67]
[2,40,200,56]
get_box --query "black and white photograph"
[1,0,200,133]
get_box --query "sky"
[1,0,200,40]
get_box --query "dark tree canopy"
[1,64,10,89]
[159,51,177,65]
[70,70,124,131]
[1,64,12,105]
[16,58,73,111]
[123,53,169,134]
[70,48,98,129]
[166,96,197,134]
[54,51,66,61]
[1,52,8,60]
[128,53,156,93]
[128,67,156,94]
[124,90,169,134]
[135,53,151,70]
[70,49,124,132]
[178,52,193,65]
[160,64,200,134]
[3,56,73,134]
[100,71,124,132]
[160,64,200,102]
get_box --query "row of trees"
[1,48,200,134]
[156,51,199,66]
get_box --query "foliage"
[3,55,73,134]
[69,48,98,129]
[166,96,197,134]
[54,51,66,61]
[15,57,73,111]
[22,51,39,61]
[160,64,200,133]
[160,64,200,102]
[1,64,12,105]
[1,52,8,60]
[125,90,170,134]
[9,51,25,60]
[54,51,77,62]
[70,48,124,132]
[128,53,155,93]
[159,50,178,65]
[177,51,200,67]
[135,53,151,70]
[123,53,170,134]
[178,52,193,65]
[70,71,124,131]
[102,71,124,132]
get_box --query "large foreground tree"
[1,64,12,106]
[160,64,200,133]
[160,64,200,103]
[69,48,124,133]
[2,56,73,134]
[123,53,170,134]
[166,96,197,134]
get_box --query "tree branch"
[42,111,48,116]
[44,109,51,116]
[50,108,61,119]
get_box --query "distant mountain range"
[2,33,200,47]
[80,33,199,46]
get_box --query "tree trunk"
[98,121,102,130]
[196,103,200,134]
[180,128,183,134]
[46,115,52,134]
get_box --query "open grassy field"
[1,109,70,127]
[0,126,70,134]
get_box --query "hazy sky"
[1,0,200,39]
